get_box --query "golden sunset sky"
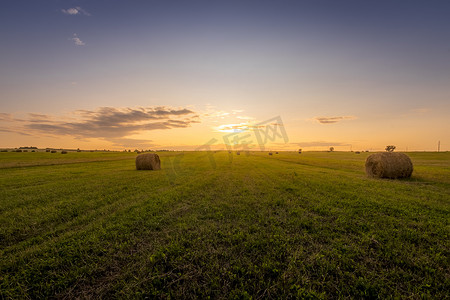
[1,1,449,151]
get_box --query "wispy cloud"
[0,128,32,136]
[202,106,254,122]
[1,107,199,142]
[215,123,252,133]
[314,116,357,124]
[215,122,280,133]
[28,113,52,121]
[61,7,91,16]
[71,34,85,46]
[0,113,13,121]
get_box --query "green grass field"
[1,151,449,298]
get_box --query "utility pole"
[438,141,440,152]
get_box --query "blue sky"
[1,0,449,150]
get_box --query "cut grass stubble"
[0,151,449,298]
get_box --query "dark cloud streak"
[4,106,199,141]
[314,116,356,124]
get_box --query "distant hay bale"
[136,153,161,170]
[275,152,279,154]
[61,151,68,154]
[23,150,28,152]
[355,151,360,154]
[51,150,57,153]
[269,152,273,155]
[365,152,413,179]
[236,152,240,155]
[46,149,50,152]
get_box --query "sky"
[1,0,449,151]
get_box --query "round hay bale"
[365,152,413,179]
[136,153,161,170]
[51,150,57,153]
[61,151,68,154]
[269,152,273,155]
[236,152,240,155]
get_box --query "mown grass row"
[0,151,137,168]
[0,151,449,298]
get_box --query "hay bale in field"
[136,153,161,170]
[236,152,240,155]
[355,151,360,154]
[46,149,50,152]
[61,151,68,154]
[269,152,273,155]
[365,152,413,179]
[275,152,279,154]
[51,150,57,153]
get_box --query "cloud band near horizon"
[0,107,199,145]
